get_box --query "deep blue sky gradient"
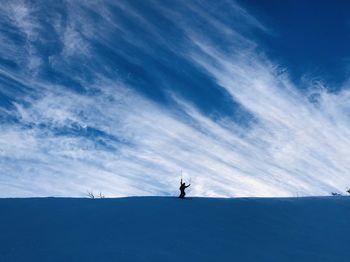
[240,0,350,89]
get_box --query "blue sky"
[1,0,350,197]
[241,0,350,89]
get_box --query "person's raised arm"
[185,184,191,188]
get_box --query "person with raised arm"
[179,178,190,199]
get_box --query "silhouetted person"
[179,178,190,199]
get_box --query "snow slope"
[0,197,349,262]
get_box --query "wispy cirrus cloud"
[0,0,349,197]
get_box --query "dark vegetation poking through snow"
[0,197,349,262]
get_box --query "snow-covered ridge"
[0,197,349,261]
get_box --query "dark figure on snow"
[179,179,190,199]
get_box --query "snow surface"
[0,197,349,262]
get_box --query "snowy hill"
[0,197,349,262]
